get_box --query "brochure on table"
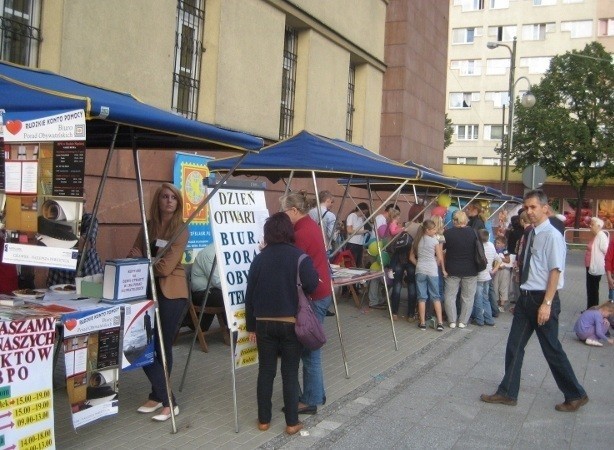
[1,109,87,270]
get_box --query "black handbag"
[474,231,488,272]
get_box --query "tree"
[513,42,614,229]
[444,113,453,149]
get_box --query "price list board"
[96,328,121,369]
[52,141,85,196]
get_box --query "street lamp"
[487,37,536,193]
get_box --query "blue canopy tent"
[0,62,263,432]
[0,61,263,151]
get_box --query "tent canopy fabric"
[0,61,263,151]
[209,130,450,184]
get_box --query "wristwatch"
[544,299,553,306]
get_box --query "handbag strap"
[297,253,308,286]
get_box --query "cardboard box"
[102,258,149,301]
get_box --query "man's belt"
[520,289,546,297]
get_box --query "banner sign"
[173,153,214,263]
[121,300,155,371]
[2,109,86,143]
[208,186,269,368]
[3,243,78,269]
[0,315,56,450]
[62,306,121,429]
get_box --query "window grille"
[171,0,205,119]
[279,26,298,140]
[0,0,41,66]
[346,64,355,142]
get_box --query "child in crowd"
[573,302,614,347]
[492,236,512,313]
[472,229,497,326]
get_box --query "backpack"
[393,231,413,252]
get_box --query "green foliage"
[444,114,453,149]
[513,42,614,196]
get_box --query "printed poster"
[173,153,214,263]
[121,300,155,371]
[62,306,121,429]
[2,109,86,143]
[208,187,269,369]
[0,315,56,450]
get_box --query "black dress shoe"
[281,404,317,415]
[326,310,335,317]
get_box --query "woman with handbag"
[443,210,480,328]
[245,212,319,435]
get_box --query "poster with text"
[62,306,121,429]
[209,187,269,369]
[173,153,214,263]
[121,300,155,371]
[0,315,56,450]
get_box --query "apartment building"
[446,0,613,166]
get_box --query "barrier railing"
[563,228,611,248]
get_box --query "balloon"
[431,205,447,218]
[378,252,391,266]
[367,240,380,256]
[370,261,381,272]
[437,193,452,207]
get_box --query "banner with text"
[208,187,268,369]
[0,314,56,450]
[2,109,86,142]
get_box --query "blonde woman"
[128,183,188,422]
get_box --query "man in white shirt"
[308,190,336,250]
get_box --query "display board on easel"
[207,178,269,369]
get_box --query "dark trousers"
[585,268,601,309]
[192,287,227,331]
[497,290,586,401]
[143,295,188,407]
[391,260,416,316]
[346,242,364,268]
[256,320,302,426]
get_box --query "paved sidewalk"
[52,249,613,449]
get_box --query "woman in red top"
[281,191,332,415]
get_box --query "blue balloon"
[445,205,459,227]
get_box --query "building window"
[452,27,481,44]
[561,20,593,38]
[171,0,205,119]
[522,23,555,41]
[455,0,485,12]
[454,125,479,140]
[598,19,614,36]
[487,25,516,42]
[562,0,584,4]
[484,124,505,140]
[489,0,509,9]
[450,59,481,76]
[485,91,510,108]
[0,0,41,66]
[486,58,511,75]
[346,64,356,142]
[449,92,480,108]
[482,157,501,166]
[519,56,552,74]
[448,156,478,164]
[533,0,556,6]
[280,26,298,140]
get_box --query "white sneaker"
[585,338,603,347]
[458,323,467,329]
[498,306,505,312]
[449,323,456,329]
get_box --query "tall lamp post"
[487,37,536,193]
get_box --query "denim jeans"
[300,295,332,406]
[391,260,416,315]
[256,320,302,426]
[472,281,494,325]
[143,295,188,407]
[444,276,477,325]
[496,290,586,401]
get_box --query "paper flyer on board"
[121,300,155,371]
[0,315,56,450]
[61,306,121,429]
